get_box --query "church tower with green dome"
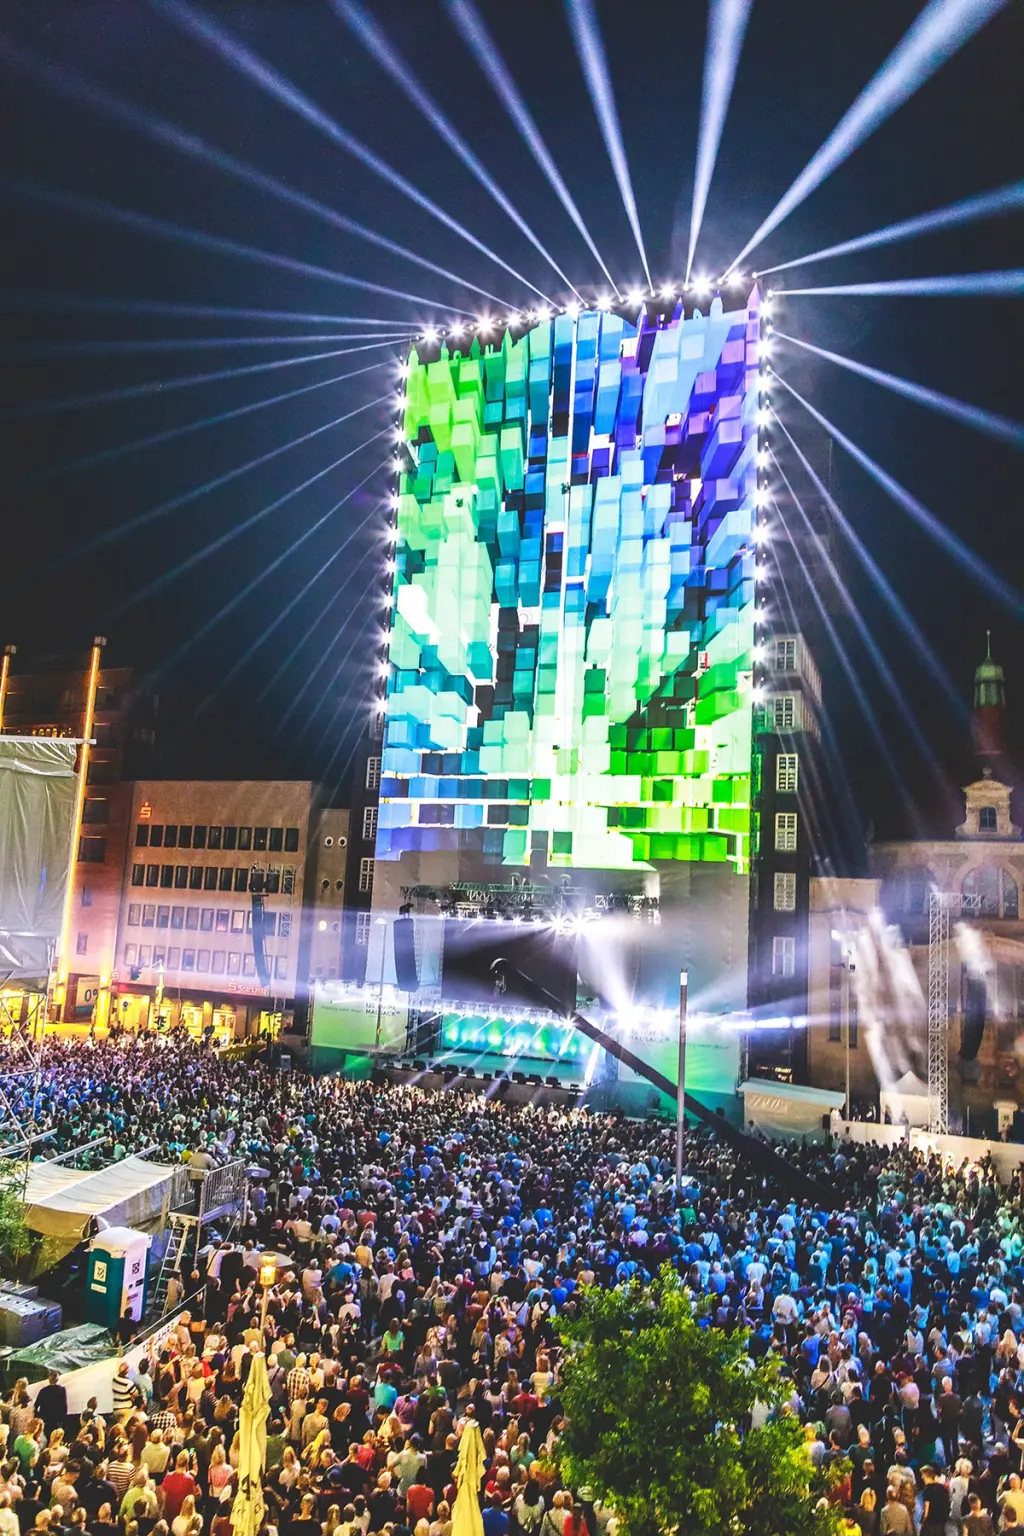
[973,631,1007,772]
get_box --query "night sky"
[1,0,1020,847]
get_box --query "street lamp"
[258,1255,277,1336]
[675,970,688,1201]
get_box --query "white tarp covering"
[740,1078,846,1139]
[21,1154,179,1240]
[879,1070,930,1128]
[0,737,78,981]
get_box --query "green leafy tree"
[554,1266,840,1536]
[0,1159,31,1278]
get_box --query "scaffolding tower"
[927,891,951,1134]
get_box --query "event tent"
[21,1154,179,1241]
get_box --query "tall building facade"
[343,289,778,1091]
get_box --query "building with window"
[747,629,826,1079]
[807,643,1023,1126]
[0,649,158,1025]
[114,780,319,1038]
[308,808,351,984]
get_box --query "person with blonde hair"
[171,1494,203,1536]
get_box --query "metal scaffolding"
[927,891,951,1134]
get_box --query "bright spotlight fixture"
[565,301,580,318]
[660,283,676,300]
[596,293,612,311]
[421,325,439,344]
[692,275,712,297]
[627,287,645,305]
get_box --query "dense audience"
[5,1033,1024,1536]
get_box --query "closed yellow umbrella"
[231,1351,270,1536]
[452,1421,485,1536]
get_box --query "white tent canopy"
[21,1154,179,1240]
[740,1078,846,1139]
[879,1070,930,1128]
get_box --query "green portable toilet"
[84,1227,151,1329]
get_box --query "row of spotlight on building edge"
[372,289,779,714]
[408,273,771,349]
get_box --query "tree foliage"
[0,1159,31,1278]
[554,1267,839,1536]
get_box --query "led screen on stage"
[375,293,762,1021]
[441,917,578,1013]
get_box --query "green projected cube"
[378,293,763,877]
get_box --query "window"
[86,760,113,786]
[185,908,199,930]
[284,827,299,853]
[200,909,214,932]
[204,867,218,891]
[230,910,246,934]
[980,805,998,831]
[335,879,344,892]
[269,827,283,852]
[219,868,233,892]
[774,813,798,852]
[238,826,252,851]
[773,872,797,912]
[215,909,229,932]
[166,947,180,970]
[193,826,207,850]
[174,865,188,889]
[135,824,150,848]
[774,638,797,672]
[164,826,178,849]
[160,865,174,889]
[152,945,166,968]
[80,886,92,908]
[776,753,799,794]
[245,910,253,933]
[223,826,238,851]
[156,905,170,929]
[138,945,151,967]
[197,949,210,972]
[171,907,184,930]
[362,806,378,842]
[768,694,796,731]
[274,956,289,980]
[243,954,256,977]
[208,826,222,850]
[142,904,156,928]
[78,836,106,863]
[366,756,381,790]
[149,826,164,848]
[127,903,142,927]
[254,826,268,851]
[772,935,796,977]
[282,867,296,896]
[278,912,292,939]
[182,949,196,972]
[212,951,226,975]
[265,869,280,895]
[131,864,145,887]
[124,943,138,966]
[355,911,372,947]
[189,866,203,890]
[76,932,88,956]
[82,798,108,825]
[234,868,249,893]
[359,857,375,893]
[178,826,193,849]
[227,952,241,975]
[963,865,1019,919]
[146,865,160,888]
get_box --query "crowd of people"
[5,1033,1024,1536]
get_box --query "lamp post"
[675,969,688,1201]
[373,916,387,1053]
[258,1255,277,1337]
